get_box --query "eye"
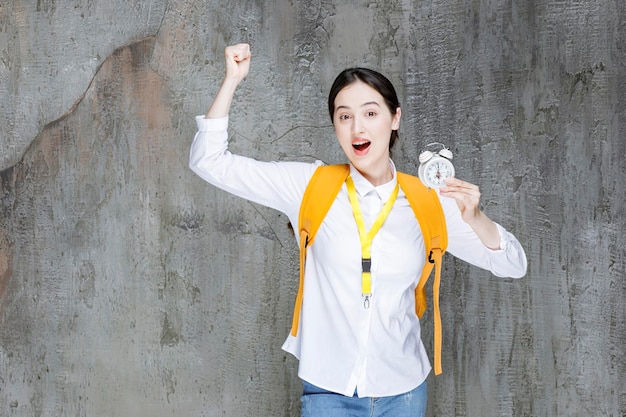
[365,111,377,117]
[338,114,351,121]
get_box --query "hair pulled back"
[328,68,401,149]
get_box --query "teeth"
[353,140,371,151]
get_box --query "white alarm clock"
[417,143,455,189]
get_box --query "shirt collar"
[348,160,398,200]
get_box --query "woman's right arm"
[205,43,251,118]
[189,44,321,217]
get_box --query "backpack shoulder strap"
[298,164,351,248]
[397,172,448,375]
[290,164,350,337]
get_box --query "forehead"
[334,80,384,108]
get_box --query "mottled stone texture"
[0,1,624,416]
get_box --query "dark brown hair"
[328,68,401,149]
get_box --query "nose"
[352,115,365,135]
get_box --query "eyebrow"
[335,101,381,112]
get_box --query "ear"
[392,107,401,130]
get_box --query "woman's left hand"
[439,177,501,250]
[439,177,482,224]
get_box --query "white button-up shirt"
[189,115,527,398]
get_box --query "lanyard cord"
[345,176,399,308]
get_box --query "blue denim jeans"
[300,380,427,417]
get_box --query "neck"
[359,161,393,186]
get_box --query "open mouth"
[352,140,371,152]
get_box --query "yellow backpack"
[290,164,449,375]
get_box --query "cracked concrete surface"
[1,1,625,416]
[0,1,166,170]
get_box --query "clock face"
[419,157,455,188]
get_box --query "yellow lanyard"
[345,176,399,308]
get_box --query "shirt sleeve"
[189,115,322,217]
[439,193,528,278]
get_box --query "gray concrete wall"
[1,1,624,416]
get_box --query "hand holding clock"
[417,143,501,250]
[440,178,502,250]
[439,178,480,222]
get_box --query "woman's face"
[332,80,401,184]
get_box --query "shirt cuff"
[493,223,510,252]
[196,115,229,131]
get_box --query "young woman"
[189,43,527,417]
